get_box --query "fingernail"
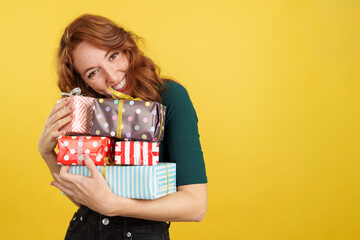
[50,182,55,186]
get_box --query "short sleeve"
[159,81,208,186]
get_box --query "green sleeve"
[159,81,208,186]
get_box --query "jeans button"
[102,218,109,225]
[126,232,132,237]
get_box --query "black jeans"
[65,205,170,240]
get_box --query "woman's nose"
[104,66,118,83]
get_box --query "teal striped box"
[67,163,176,199]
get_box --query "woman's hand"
[38,98,73,158]
[51,157,117,216]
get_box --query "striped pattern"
[63,96,94,134]
[114,141,159,165]
[67,163,176,199]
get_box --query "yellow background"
[1,0,359,239]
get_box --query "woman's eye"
[109,52,118,61]
[88,70,98,79]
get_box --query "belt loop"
[78,205,89,220]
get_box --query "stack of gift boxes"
[56,88,176,200]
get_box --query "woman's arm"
[120,184,207,222]
[52,157,207,221]
[42,151,80,207]
[38,98,80,207]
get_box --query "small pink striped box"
[115,141,159,165]
[61,96,94,135]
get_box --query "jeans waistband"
[78,205,170,229]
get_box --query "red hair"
[57,14,166,102]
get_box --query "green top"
[159,81,208,187]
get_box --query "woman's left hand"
[52,157,117,216]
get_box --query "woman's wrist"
[39,149,57,160]
[104,195,132,217]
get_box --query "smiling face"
[72,41,129,97]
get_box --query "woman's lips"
[112,75,127,92]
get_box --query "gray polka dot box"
[91,98,165,142]
[61,92,166,142]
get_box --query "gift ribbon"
[61,87,82,97]
[101,166,107,179]
[108,86,143,101]
[158,104,164,141]
[117,100,124,138]
[164,163,169,195]
[104,157,111,165]
[78,136,85,165]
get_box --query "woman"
[38,14,207,239]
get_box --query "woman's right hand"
[38,98,73,159]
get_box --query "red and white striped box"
[61,96,94,135]
[114,141,159,165]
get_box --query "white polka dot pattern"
[91,99,166,141]
[57,136,115,165]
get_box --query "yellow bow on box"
[108,86,143,101]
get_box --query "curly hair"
[57,14,166,102]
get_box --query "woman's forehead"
[72,42,107,69]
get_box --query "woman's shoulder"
[161,79,190,102]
